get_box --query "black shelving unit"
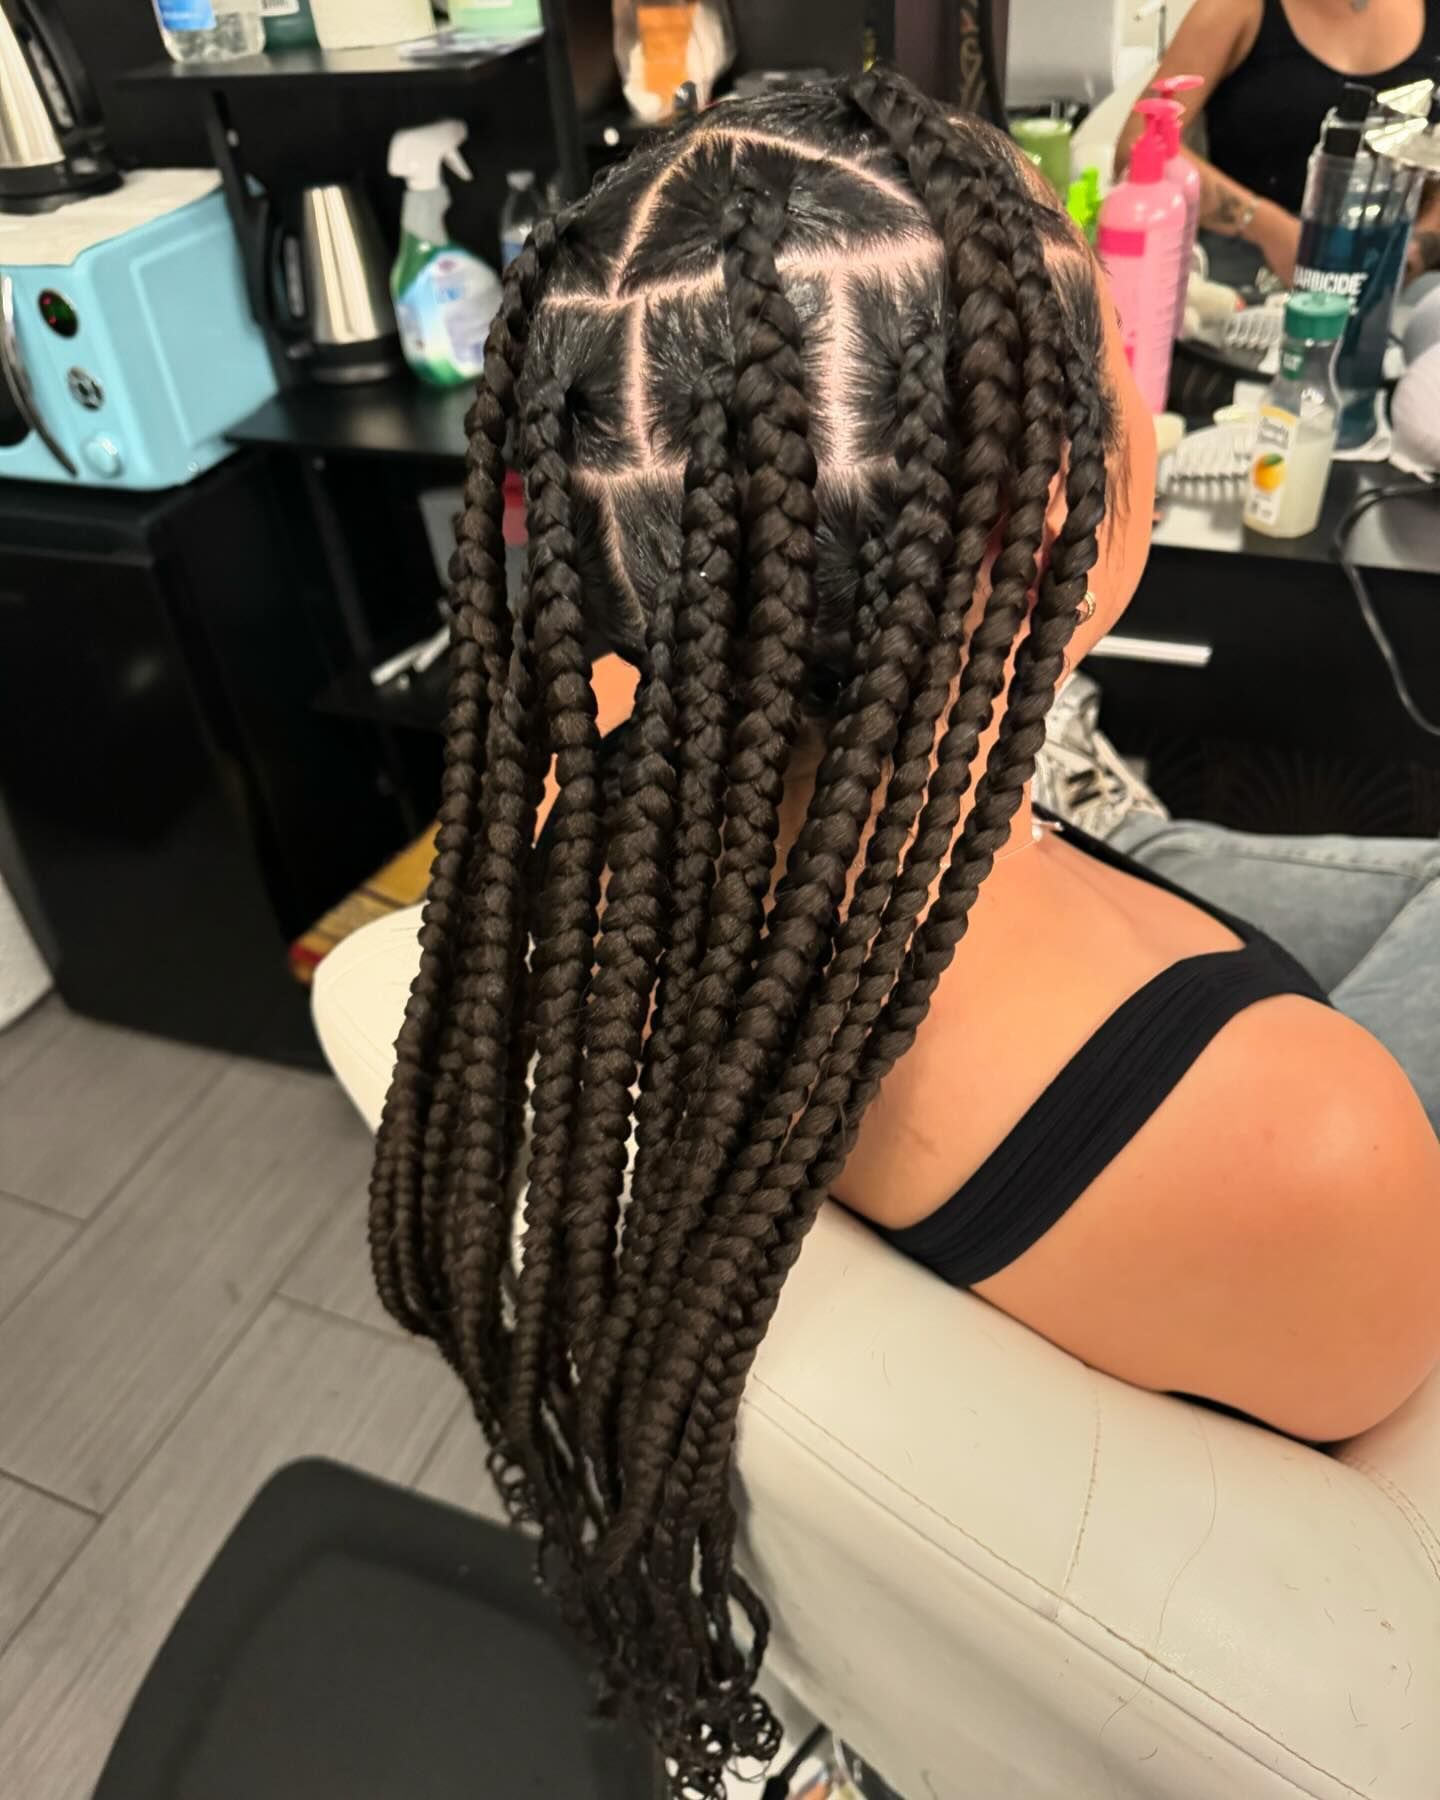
[120,1,588,367]
[120,40,543,91]
[119,4,584,198]
[115,17,578,776]
[314,643,452,735]
[228,379,472,464]
[111,2,959,751]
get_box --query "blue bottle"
[1293,85,1424,449]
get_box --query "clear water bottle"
[153,0,265,63]
[499,170,541,270]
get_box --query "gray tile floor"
[0,997,500,1800]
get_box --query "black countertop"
[1151,461,1440,577]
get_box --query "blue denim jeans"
[1110,819,1440,1132]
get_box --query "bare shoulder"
[980,998,1440,1441]
[1164,0,1264,80]
[1207,999,1439,1217]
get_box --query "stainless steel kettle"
[0,0,119,213]
[267,183,401,385]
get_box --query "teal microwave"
[0,184,276,490]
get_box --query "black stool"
[94,1459,661,1799]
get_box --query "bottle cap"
[1285,290,1350,342]
[1337,82,1375,122]
[1137,96,1183,158]
[1321,120,1363,158]
[1152,73,1203,99]
[389,119,472,190]
[507,170,536,189]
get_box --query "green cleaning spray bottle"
[388,119,502,388]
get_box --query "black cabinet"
[0,453,428,1064]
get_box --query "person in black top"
[1118,0,1440,285]
[366,77,1440,1793]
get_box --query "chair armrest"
[312,909,1440,1799]
[742,1208,1440,1798]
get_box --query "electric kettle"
[0,0,119,213]
[264,182,402,384]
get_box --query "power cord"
[1332,477,1440,739]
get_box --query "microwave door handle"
[0,275,78,478]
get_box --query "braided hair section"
[368,75,1115,1800]
[370,223,559,1364]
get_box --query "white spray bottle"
[388,119,502,388]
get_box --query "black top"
[1205,0,1440,213]
[875,817,1329,1288]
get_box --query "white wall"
[1117,0,1202,56]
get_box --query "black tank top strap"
[871,816,1330,1288]
[1257,0,1301,54]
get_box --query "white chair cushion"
[314,909,1440,1799]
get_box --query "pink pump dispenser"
[1098,110,1188,411]
[1145,77,1204,334]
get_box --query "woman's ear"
[1039,465,1106,664]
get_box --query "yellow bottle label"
[1246,404,1298,529]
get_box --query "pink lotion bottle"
[1098,110,1188,412]
[1146,78,1204,335]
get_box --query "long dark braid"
[607,167,823,1457]
[579,379,740,1492]
[369,72,1114,1799]
[370,223,557,1355]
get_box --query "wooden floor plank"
[0,996,63,1087]
[0,1062,374,1510]
[0,1475,92,1658]
[0,1298,457,1800]
[0,1193,76,1324]
[0,1008,225,1220]
[279,1177,395,1335]
[414,1400,508,1525]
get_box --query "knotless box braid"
[369,69,1110,1798]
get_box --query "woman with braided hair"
[358,71,1440,1797]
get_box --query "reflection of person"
[1119,0,1440,285]
[367,74,1440,1794]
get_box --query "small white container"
[311,0,434,49]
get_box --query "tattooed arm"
[1115,0,1299,280]
[1192,155,1302,283]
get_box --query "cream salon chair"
[314,908,1440,1800]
